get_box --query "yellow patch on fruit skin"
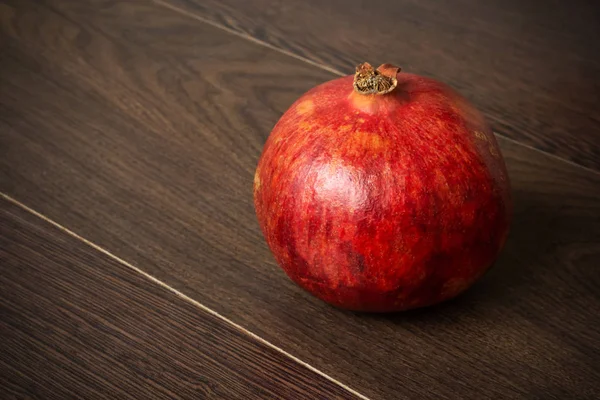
[350,93,375,114]
[254,169,261,190]
[359,132,386,151]
[299,120,318,132]
[474,130,488,141]
[338,124,353,133]
[296,99,315,115]
[341,131,388,157]
[489,145,499,158]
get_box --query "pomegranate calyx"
[353,62,401,95]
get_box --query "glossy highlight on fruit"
[254,63,512,312]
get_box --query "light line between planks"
[151,0,344,76]
[0,192,371,400]
[150,0,600,178]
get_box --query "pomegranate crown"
[353,62,401,95]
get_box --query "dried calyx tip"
[353,62,401,95]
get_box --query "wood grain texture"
[1,0,599,399]
[162,0,600,172]
[0,197,359,399]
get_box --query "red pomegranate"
[254,63,511,312]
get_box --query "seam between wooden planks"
[151,0,344,76]
[0,192,371,400]
[150,0,600,178]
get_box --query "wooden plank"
[0,197,359,399]
[160,0,600,172]
[1,0,599,398]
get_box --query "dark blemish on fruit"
[324,219,333,238]
[340,241,366,276]
[353,252,367,274]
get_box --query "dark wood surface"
[1,0,599,399]
[164,0,600,172]
[0,197,358,399]
[0,197,356,399]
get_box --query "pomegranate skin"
[254,71,511,312]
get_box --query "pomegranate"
[254,63,511,312]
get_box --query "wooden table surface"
[1,0,599,399]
